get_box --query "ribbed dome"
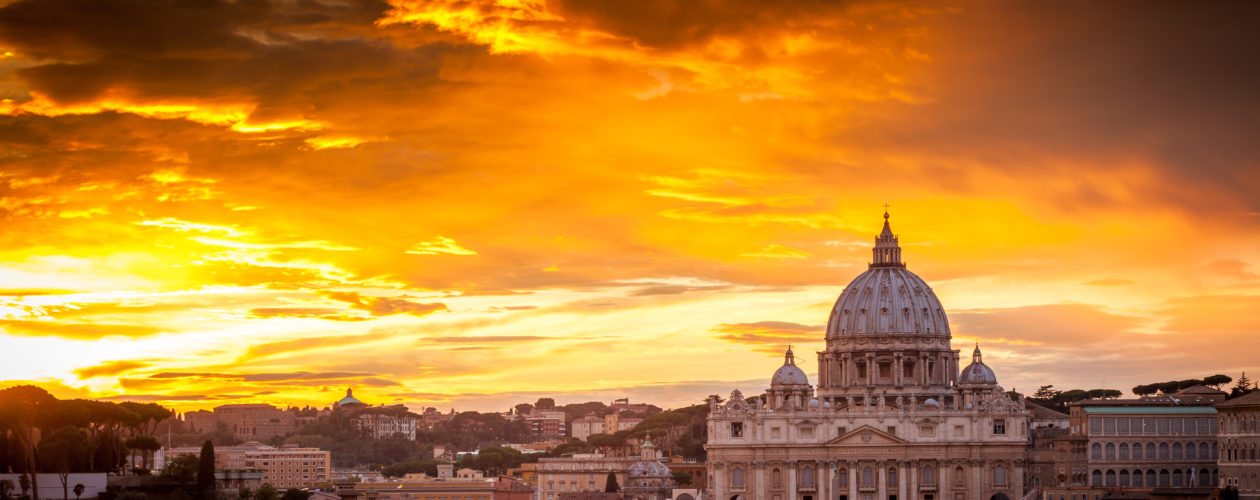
[958,345,997,385]
[825,212,950,337]
[771,348,810,386]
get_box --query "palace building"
[706,211,1031,500]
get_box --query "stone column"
[877,464,887,500]
[938,465,947,496]
[824,462,834,500]
[756,464,766,500]
[970,461,984,500]
[788,463,797,500]
[714,466,725,500]
[848,461,858,499]
[866,353,875,386]
[898,461,907,500]
[908,463,919,500]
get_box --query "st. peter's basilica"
[706,211,1030,500]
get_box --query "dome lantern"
[870,206,904,269]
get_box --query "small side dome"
[924,398,940,408]
[771,347,810,387]
[808,398,820,407]
[335,387,365,406]
[958,345,998,385]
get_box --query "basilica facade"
[706,212,1030,500]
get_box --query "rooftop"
[1083,406,1217,415]
[1216,390,1260,408]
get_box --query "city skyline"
[1,0,1259,413]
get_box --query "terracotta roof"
[1175,384,1227,395]
[1216,390,1260,408]
[1025,400,1068,419]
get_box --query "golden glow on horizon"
[0,0,1257,412]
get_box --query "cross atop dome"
[871,207,904,269]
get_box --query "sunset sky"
[1,0,1258,413]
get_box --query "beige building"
[181,403,297,439]
[1218,390,1260,498]
[166,441,331,489]
[537,454,636,500]
[707,211,1031,500]
[571,414,606,441]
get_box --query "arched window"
[1199,469,1211,487]
[1119,443,1129,459]
[1132,469,1143,487]
[1159,442,1169,459]
[732,467,744,488]
[1105,443,1115,459]
[838,468,848,485]
[1146,470,1155,487]
[995,466,1007,486]
[1091,443,1102,459]
[1132,442,1143,459]
[1173,442,1183,459]
[887,467,897,487]
[862,467,874,487]
[1119,470,1130,487]
[1173,469,1184,487]
[1091,470,1102,487]
[1146,443,1156,458]
[1186,442,1196,459]
[801,467,814,487]
[1199,442,1209,459]
[1159,469,1169,487]
[1105,470,1115,487]
[923,466,935,485]
[772,468,782,487]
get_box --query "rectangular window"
[1088,417,1101,434]
[1117,417,1129,434]
[886,426,896,436]
[993,419,1006,435]
[800,427,814,438]
[837,426,847,436]
[731,422,744,438]
[954,425,964,437]
[920,425,935,437]
[771,427,781,439]
[1103,418,1115,434]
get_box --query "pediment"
[825,425,909,446]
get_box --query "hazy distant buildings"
[181,403,296,439]
[1218,390,1260,498]
[525,409,567,437]
[166,441,331,489]
[570,414,605,441]
[334,473,531,500]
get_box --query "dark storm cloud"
[840,0,1260,214]
[0,0,447,114]
[550,0,853,51]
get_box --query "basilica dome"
[825,212,951,338]
[771,348,810,386]
[958,345,998,385]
